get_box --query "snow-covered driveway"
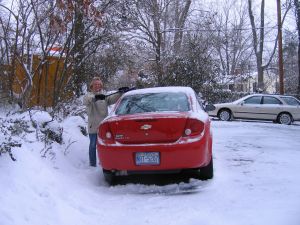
[1,120,300,225]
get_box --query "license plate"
[135,152,160,165]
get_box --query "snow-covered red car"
[97,87,214,184]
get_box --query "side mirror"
[240,101,244,106]
[205,104,216,112]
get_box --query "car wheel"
[200,157,214,180]
[218,109,231,121]
[278,113,292,125]
[103,169,116,185]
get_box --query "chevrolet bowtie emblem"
[140,124,152,130]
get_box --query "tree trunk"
[73,0,85,97]
[257,56,264,91]
[248,0,265,91]
[152,0,163,85]
[248,0,291,92]
[173,0,191,54]
[295,0,300,95]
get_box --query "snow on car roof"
[232,93,299,104]
[124,86,196,96]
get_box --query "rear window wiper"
[127,100,155,113]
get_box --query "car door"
[234,96,263,119]
[259,96,283,120]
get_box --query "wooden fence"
[9,54,73,108]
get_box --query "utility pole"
[294,0,300,96]
[277,0,285,94]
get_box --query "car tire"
[103,169,116,185]
[218,109,232,121]
[278,113,292,125]
[200,157,214,180]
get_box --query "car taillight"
[183,118,205,137]
[99,122,114,143]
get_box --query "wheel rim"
[219,111,230,121]
[279,114,291,125]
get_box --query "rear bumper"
[97,135,212,172]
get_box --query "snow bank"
[1,109,300,225]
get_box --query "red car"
[97,87,214,184]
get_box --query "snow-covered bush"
[52,98,88,136]
[0,117,29,161]
[0,102,89,162]
[40,120,63,144]
[53,98,86,119]
[0,110,63,160]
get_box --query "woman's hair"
[89,77,103,90]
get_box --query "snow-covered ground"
[1,111,300,225]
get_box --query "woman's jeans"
[89,133,97,167]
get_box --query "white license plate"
[135,152,160,165]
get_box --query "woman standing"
[83,77,127,167]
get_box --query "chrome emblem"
[140,124,152,130]
[115,134,124,139]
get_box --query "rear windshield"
[280,97,300,106]
[115,92,190,115]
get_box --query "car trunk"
[108,112,188,144]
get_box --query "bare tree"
[0,0,118,109]
[248,0,291,91]
[53,0,113,97]
[0,1,15,102]
[213,0,253,80]
[173,0,192,54]
[119,0,192,85]
[282,30,298,94]
[0,0,36,106]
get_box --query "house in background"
[220,69,278,94]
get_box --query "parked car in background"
[208,94,300,125]
[97,87,214,184]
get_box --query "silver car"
[209,94,300,125]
